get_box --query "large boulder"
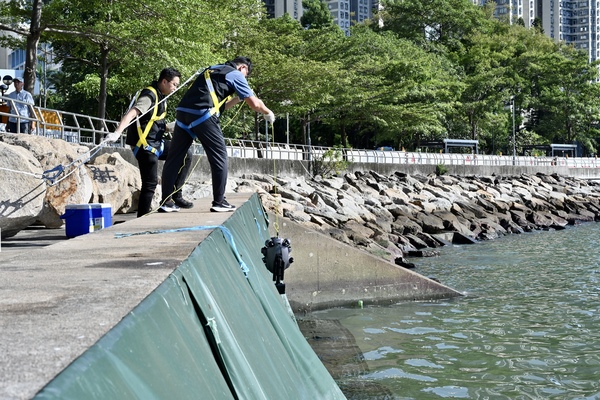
[1,133,94,228]
[88,152,141,214]
[0,141,46,238]
[0,134,146,237]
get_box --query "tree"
[316,25,459,149]
[377,0,494,59]
[220,14,344,143]
[532,44,600,146]
[0,0,266,119]
[0,0,45,94]
[300,0,335,29]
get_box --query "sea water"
[314,223,600,399]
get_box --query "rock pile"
[3,132,600,263]
[0,133,141,238]
[232,171,600,266]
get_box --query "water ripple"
[314,223,600,399]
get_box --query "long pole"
[307,111,311,161]
[286,112,289,146]
[512,96,516,165]
[265,119,269,159]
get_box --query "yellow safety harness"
[176,69,231,138]
[132,86,166,156]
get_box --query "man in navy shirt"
[160,56,275,212]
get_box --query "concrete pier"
[1,195,247,399]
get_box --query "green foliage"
[435,164,448,175]
[3,0,600,155]
[300,0,335,29]
[310,147,349,178]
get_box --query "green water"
[314,223,600,399]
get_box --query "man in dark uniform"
[160,56,275,212]
[106,67,193,217]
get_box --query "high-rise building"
[474,0,537,27]
[263,0,304,20]
[350,0,374,26]
[475,0,600,63]
[328,0,352,35]
[262,0,374,36]
[542,0,599,62]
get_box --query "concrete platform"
[0,194,251,400]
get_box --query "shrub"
[311,147,349,178]
[435,164,448,176]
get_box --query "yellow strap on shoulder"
[135,86,167,151]
[204,69,232,118]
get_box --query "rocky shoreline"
[234,171,600,267]
[3,133,600,259]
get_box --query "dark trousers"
[162,113,227,204]
[135,140,192,218]
[7,121,30,134]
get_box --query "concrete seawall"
[98,147,600,180]
[271,213,460,312]
[1,193,458,399]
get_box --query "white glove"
[104,130,121,143]
[264,111,275,124]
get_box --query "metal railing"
[0,96,119,143]
[222,138,600,169]
[2,98,599,170]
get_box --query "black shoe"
[173,197,194,209]
[210,199,236,212]
[158,201,180,213]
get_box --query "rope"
[0,166,44,179]
[46,142,104,186]
[114,224,250,276]
[1,69,201,187]
[99,68,203,146]
[271,121,280,236]
[0,141,104,186]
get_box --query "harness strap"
[175,69,231,140]
[132,141,165,157]
[133,86,166,156]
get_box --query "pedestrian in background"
[7,77,34,134]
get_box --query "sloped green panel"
[180,195,345,399]
[226,197,346,399]
[35,274,233,399]
[35,194,344,400]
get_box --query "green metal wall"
[35,194,345,400]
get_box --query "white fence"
[0,96,119,144]
[2,98,599,169]
[222,139,600,169]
